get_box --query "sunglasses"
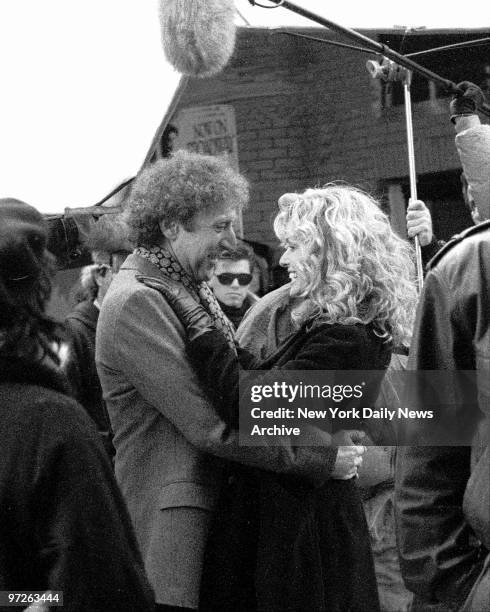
[216,273,253,286]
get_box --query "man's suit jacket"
[96,253,336,608]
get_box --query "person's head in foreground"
[274,184,417,347]
[125,150,249,283]
[208,241,255,309]
[0,198,61,364]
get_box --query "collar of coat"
[0,355,71,395]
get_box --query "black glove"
[449,81,486,123]
[136,274,215,342]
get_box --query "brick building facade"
[169,27,489,254]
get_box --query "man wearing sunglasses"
[208,242,258,329]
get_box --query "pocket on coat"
[158,481,217,511]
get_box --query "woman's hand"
[330,430,366,480]
[136,275,214,341]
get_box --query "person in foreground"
[141,184,417,611]
[0,198,154,611]
[395,82,490,612]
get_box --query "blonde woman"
[139,184,417,611]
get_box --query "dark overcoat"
[190,320,391,611]
[0,357,154,611]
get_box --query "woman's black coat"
[0,357,154,611]
[190,320,391,612]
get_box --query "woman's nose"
[279,250,290,267]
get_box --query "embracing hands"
[330,430,366,480]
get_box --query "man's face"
[169,207,238,282]
[208,259,252,308]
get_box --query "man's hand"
[136,274,215,341]
[330,430,366,480]
[406,199,433,247]
[450,81,486,124]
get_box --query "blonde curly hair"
[274,184,417,346]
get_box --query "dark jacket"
[192,320,391,611]
[395,221,490,611]
[218,292,259,330]
[64,300,114,456]
[421,237,446,267]
[0,356,154,611]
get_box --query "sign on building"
[172,104,239,171]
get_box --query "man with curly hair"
[95,150,346,611]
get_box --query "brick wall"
[174,27,486,247]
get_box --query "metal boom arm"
[255,0,490,116]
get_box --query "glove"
[136,274,215,342]
[449,81,486,123]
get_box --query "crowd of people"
[0,83,488,612]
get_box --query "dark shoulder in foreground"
[1,381,100,446]
[0,358,99,446]
[427,220,490,271]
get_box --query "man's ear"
[160,220,180,241]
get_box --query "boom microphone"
[158,0,237,78]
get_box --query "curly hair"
[273,184,417,346]
[125,150,249,247]
[0,250,63,364]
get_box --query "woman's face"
[279,239,305,293]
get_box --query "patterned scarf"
[135,245,237,351]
